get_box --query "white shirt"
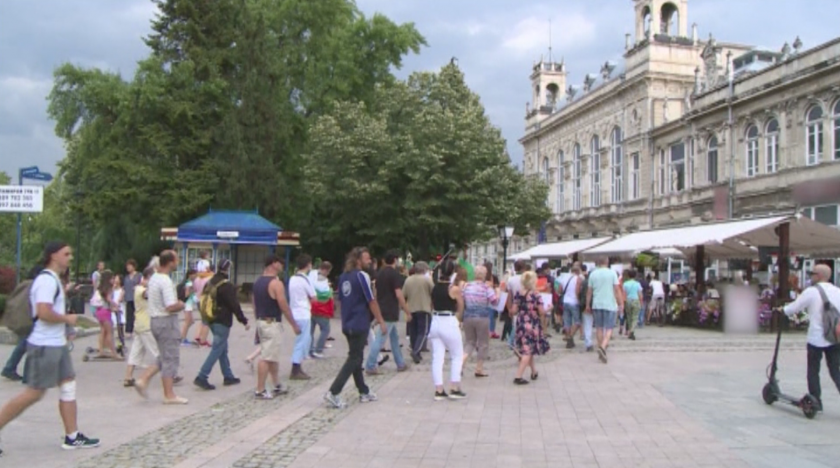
[28,269,67,347]
[562,275,580,306]
[289,273,316,320]
[507,274,522,297]
[784,282,840,348]
[147,272,178,318]
[196,259,210,273]
[650,280,665,298]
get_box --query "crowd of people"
[3,240,840,456]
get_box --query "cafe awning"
[527,237,612,260]
[582,215,840,259]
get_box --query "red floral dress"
[514,290,550,356]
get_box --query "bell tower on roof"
[526,57,566,126]
[634,0,689,43]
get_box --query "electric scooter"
[761,310,820,419]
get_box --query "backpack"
[815,284,840,344]
[176,279,188,302]
[2,272,61,339]
[578,277,589,306]
[199,279,227,323]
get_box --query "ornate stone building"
[469,0,840,274]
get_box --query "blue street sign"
[25,172,53,182]
[19,166,39,176]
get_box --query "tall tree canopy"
[46,0,425,268]
[40,0,548,270]
[304,63,550,259]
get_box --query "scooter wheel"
[761,383,777,405]
[801,395,819,419]
[82,354,90,362]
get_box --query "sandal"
[513,378,529,385]
[475,372,489,378]
[123,378,135,387]
[530,372,539,381]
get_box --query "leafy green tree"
[304,63,551,260]
[46,0,424,267]
[0,172,14,266]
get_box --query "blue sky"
[1,0,839,181]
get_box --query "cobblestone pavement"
[0,316,816,468]
[73,332,392,468]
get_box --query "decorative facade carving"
[701,34,721,91]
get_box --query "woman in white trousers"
[428,259,466,401]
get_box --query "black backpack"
[176,279,188,302]
[816,284,840,344]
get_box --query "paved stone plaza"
[0,311,836,468]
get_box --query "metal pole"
[15,168,22,283]
[502,238,509,276]
[75,191,82,281]
[727,54,735,219]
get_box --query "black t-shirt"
[376,266,405,322]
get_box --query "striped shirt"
[462,281,498,309]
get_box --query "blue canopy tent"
[160,209,300,284]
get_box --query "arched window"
[658,149,666,194]
[542,157,550,185]
[556,150,565,213]
[745,124,759,177]
[642,6,651,37]
[833,100,840,161]
[687,137,695,189]
[806,104,824,165]
[590,135,601,207]
[630,152,640,200]
[660,2,679,35]
[707,136,719,183]
[610,127,623,203]
[572,143,582,210]
[765,119,779,173]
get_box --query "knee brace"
[59,380,77,402]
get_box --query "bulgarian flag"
[458,258,475,281]
[308,270,332,302]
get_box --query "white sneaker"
[359,391,378,403]
[310,352,325,359]
[324,391,346,409]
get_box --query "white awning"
[582,215,840,259]
[527,237,612,260]
[507,250,533,261]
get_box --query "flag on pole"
[458,257,475,281]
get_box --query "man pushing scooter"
[780,264,840,412]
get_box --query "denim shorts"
[593,309,617,329]
[563,303,581,326]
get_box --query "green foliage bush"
[0,294,6,316]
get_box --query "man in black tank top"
[253,255,299,399]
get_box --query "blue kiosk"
[160,209,300,284]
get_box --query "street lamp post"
[15,166,52,283]
[74,189,84,281]
[498,225,515,275]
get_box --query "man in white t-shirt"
[0,242,100,454]
[648,274,666,323]
[135,250,187,404]
[558,265,583,349]
[783,265,840,411]
[288,254,316,380]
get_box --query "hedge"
[0,294,6,316]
